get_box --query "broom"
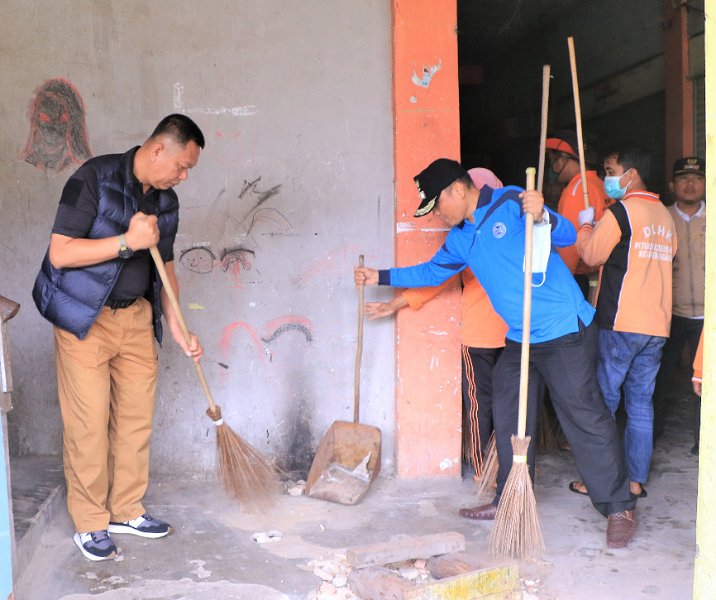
[149,246,279,509]
[476,64,552,501]
[568,36,599,305]
[488,167,545,560]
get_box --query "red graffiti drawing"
[20,78,92,172]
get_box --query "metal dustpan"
[305,255,381,504]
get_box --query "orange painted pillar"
[663,0,694,181]
[392,0,462,477]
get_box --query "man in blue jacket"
[355,158,637,548]
[33,114,204,561]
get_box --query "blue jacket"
[32,147,179,341]
[379,186,595,343]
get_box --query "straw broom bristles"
[148,246,280,511]
[207,406,280,510]
[489,435,545,559]
[474,432,498,500]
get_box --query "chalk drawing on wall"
[239,176,283,211]
[246,208,293,238]
[20,78,92,172]
[173,82,257,117]
[261,316,314,344]
[294,244,361,288]
[220,247,256,273]
[179,247,216,274]
[179,245,257,279]
[218,315,314,365]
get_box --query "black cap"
[413,158,468,217]
[673,156,705,177]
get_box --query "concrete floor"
[11,398,698,599]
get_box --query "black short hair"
[455,174,475,188]
[150,114,205,149]
[605,148,651,185]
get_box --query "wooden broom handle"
[149,246,218,412]
[354,255,364,423]
[518,168,536,438]
[568,37,590,211]
[537,64,551,194]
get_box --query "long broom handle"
[568,36,590,211]
[518,168,536,438]
[537,64,551,195]
[354,255,364,423]
[149,246,218,413]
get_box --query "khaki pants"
[54,298,157,533]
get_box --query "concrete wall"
[0,1,396,477]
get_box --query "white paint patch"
[429,330,448,336]
[189,559,212,579]
[430,356,439,370]
[418,499,439,517]
[173,82,257,117]
[396,222,450,233]
[410,96,418,103]
[411,61,442,88]
[439,458,454,471]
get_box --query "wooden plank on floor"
[404,565,520,600]
[426,551,484,579]
[346,532,465,568]
[347,566,415,600]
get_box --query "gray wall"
[0,1,396,477]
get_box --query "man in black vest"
[33,114,204,561]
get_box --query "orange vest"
[403,269,507,348]
[577,191,676,337]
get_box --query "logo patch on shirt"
[492,222,507,238]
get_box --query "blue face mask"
[604,171,629,200]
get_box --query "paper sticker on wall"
[411,61,442,88]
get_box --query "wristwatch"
[118,233,133,259]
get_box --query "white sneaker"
[108,513,172,539]
[73,530,118,561]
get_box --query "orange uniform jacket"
[402,268,508,348]
[576,191,676,337]
[557,170,612,275]
[693,331,704,383]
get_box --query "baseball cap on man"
[413,158,468,217]
[545,130,580,160]
[673,157,705,177]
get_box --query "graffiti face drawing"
[20,78,92,172]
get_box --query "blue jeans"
[597,329,667,483]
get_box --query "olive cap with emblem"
[673,156,705,177]
[413,158,469,217]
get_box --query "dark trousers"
[653,315,703,445]
[462,345,503,461]
[492,320,635,517]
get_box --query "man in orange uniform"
[575,148,676,501]
[364,169,508,486]
[546,131,612,299]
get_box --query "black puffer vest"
[32,147,179,342]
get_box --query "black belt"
[105,297,138,310]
